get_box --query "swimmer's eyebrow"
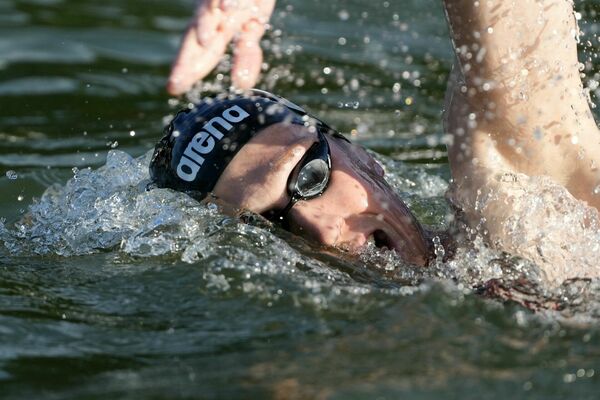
[269,129,317,172]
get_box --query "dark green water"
[1,0,600,398]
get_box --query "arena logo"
[176,105,250,181]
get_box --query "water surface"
[1,0,600,398]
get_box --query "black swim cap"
[149,90,345,198]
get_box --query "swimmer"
[150,90,436,266]
[163,0,600,284]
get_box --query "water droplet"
[518,91,529,101]
[17,195,24,201]
[5,170,17,180]
[338,101,360,110]
[432,236,445,260]
[338,9,349,20]
[129,130,136,137]
[586,369,595,378]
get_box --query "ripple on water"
[0,27,173,67]
[0,77,78,96]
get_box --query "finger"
[218,0,253,14]
[217,0,267,35]
[231,19,266,89]
[167,25,233,95]
[255,0,276,22]
[195,0,223,46]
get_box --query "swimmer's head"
[150,90,433,266]
[150,90,316,196]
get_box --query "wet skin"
[212,122,433,266]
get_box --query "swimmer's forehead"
[213,122,319,211]
[234,122,317,172]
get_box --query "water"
[1,0,600,398]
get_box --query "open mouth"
[372,229,394,250]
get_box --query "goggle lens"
[264,129,332,226]
[286,129,331,200]
[295,158,330,198]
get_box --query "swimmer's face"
[213,123,432,266]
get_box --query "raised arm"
[167,0,275,95]
[442,0,600,283]
[443,0,600,210]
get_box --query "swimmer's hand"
[167,0,276,95]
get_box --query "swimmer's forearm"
[443,0,581,109]
[443,1,595,178]
[443,0,600,211]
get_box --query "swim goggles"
[264,125,332,225]
[246,90,354,226]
